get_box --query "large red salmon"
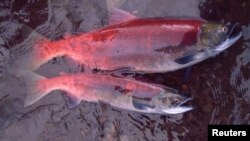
[11,8,242,73]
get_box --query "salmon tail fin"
[10,24,63,75]
[20,70,49,107]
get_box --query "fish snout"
[225,22,239,37]
[132,96,193,114]
[160,97,193,114]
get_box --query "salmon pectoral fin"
[20,71,49,107]
[132,98,154,111]
[174,51,205,65]
[62,92,81,109]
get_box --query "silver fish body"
[22,71,192,114]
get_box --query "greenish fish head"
[199,22,242,51]
[132,90,192,114]
[151,92,193,114]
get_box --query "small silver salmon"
[22,71,192,114]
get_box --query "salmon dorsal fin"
[109,8,137,25]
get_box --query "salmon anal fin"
[62,92,81,109]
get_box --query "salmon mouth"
[214,23,242,52]
[160,97,193,114]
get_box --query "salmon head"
[151,92,193,114]
[199,22,242,52]
[132,92,193,114]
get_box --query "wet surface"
[0,0,250,141]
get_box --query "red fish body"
[67,19,204,71]
[29,18,204,72]
[13,8,241,73]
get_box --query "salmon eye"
[221,26,228,32]
[170,98,181,105]
[174,98,180,102]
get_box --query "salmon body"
[66,19,205,72]
[12,8,241,73]
[29,18,241,73]
[28,18,204,72]
[40,73,166,102]
[7,8,241,115]
[24,72,192,114]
